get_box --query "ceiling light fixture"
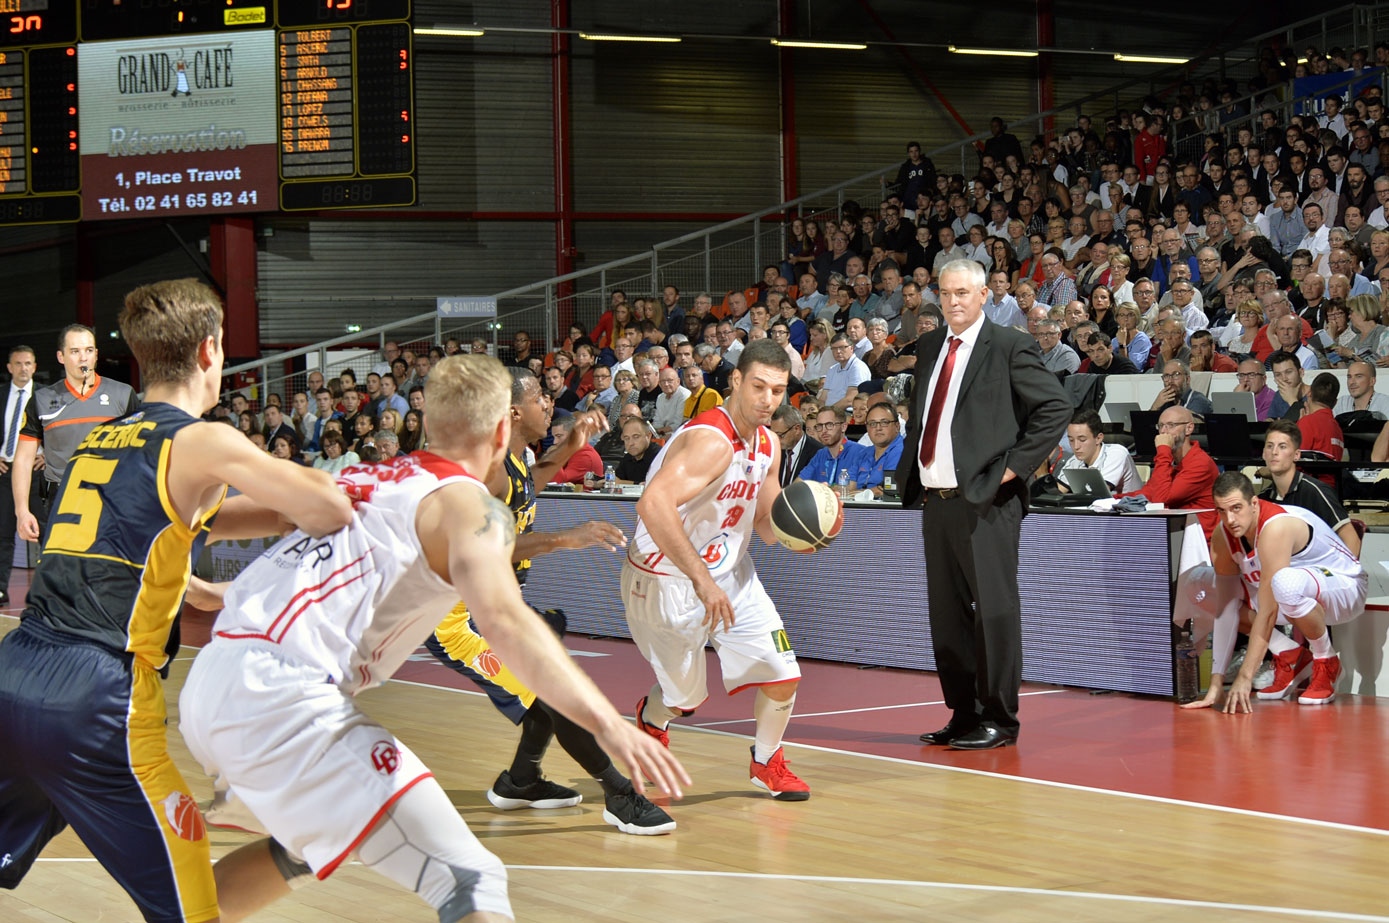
[579,32,681,43]
[948,45,1038,58]
[1113,53,1189,64]
[771,38,868,50]
[415,27,485,37]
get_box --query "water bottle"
[604,465,616,494]
[837,468,850,500]
[1175,628,1201,703]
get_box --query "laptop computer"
[1203,412,1258,460]
[1129,410,1160,457]
[1210,391,1258,422]
[1032,466,1114,507]
[1103,401,1143,431]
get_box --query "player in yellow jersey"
[0,279,353,922]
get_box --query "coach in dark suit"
[771,405,822,486]
[896,259,1070,750]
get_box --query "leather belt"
[923,487,961,499]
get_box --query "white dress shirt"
[2,381,30,462]
[917,312,986,488]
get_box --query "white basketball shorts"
[621,560,800,710]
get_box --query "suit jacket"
[896,319,1072,514]
[781,433,825,485]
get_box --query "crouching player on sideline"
[625,339,811,801]
[1180,471,1366,713]
[427,368,676,835]
[0,279,354,923]
[179,355,689,923]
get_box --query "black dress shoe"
[919,721,978,746]
[946,726,1018,750]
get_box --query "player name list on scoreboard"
[279,29,353,177]
[0,52,23,194]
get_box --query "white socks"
[752,689,796,764]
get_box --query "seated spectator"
[397,410,422,452]
[407,383,427,413]
[635,360,662,421]
[1056,410,1144,494]
[1035,318,1080,375]
[1334,360,1389,419]
[845,392,870,443]
[820,333,871,410]
[581,364,617,413]
[797,272,827,319]
[768,321,805,378]
[289,390,317,445]
[844,317,872,358]
[1151,359,1214,416]
[610,335,637,374]
[338,387,363,432]
[614,417,661,484]
[1297,373,1345,461]
[1105,305,1150,371]
[375,373,409,419]
[696,344,734,394]
[349,411,377,454]
[594,402,642,469]
[984,268,1025,327]
[1082,332,1140,374]
[889,307,943,373]
[1261,420,1355,543]
[1146,317,1191,371]
[605,369,639,431]
[1221,298,1263,358]
[269,432,308,466]
[777,295,810,350]
[1125,405,1220,538]
[653,366,691,438]
[772,405,821,486]
[1265,312,1320,371]
[374,430,401,460]
[546,412,604,485]
[312,431,359,475]
[682,363,722,419]
[861,318,896,380]
[1037,251,1080,307]
[1269,351,1312,418]
[1233,359,1287,420]
[1334,293,1389,364]
[847,403,904,497]
[305,387,341,452]
[261,402,294,447]
[1188,329,1238,372]
[799,407,868,487]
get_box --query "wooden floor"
[3,605,1389,923]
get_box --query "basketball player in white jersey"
[624,338,810,801]
[1192,471,1366,714]
[179,355,689,923]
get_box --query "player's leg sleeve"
[356,779,512,922]
[1271,567,1321,621]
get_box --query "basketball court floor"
[2,585,1387,922]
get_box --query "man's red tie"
[919,336,962,468]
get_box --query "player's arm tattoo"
[477,495,517,548]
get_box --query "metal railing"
[219,4,1381,409]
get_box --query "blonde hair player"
[179,354,688,923]
[624,338,811,802]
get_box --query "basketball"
[771,480,844,553]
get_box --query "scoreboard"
[0,0,415,226]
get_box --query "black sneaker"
[602,789,676,835]
[486,771,582,810]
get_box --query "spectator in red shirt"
[546,411,605,485]
[1298,373,1346,462]
[1189,330,1239,373]
[1134,115,1169,183]
[1125,405,1220,538]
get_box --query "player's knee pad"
[356,782,511,922]
[1270,568,1319,620]
[267,838,314,890]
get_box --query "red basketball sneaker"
[1256,647,1314,700]
[1297,655,1342,706]
[635,696,670,749]
[750,746,810,801]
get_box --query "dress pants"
[920,484,1026,734]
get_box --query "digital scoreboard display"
[0,0,414,225]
